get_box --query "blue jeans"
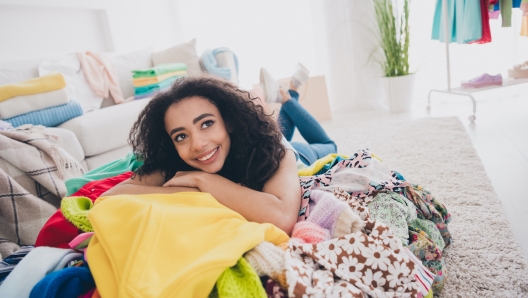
[279,90,337,165]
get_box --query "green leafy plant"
[373,0,411,77]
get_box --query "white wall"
[0,0,184,61]
[176,0,317,89]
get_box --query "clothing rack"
[427,0,528,122]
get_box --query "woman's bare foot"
[279,87,291,104]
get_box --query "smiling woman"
[164,98,231,174]
[102,75,302,234]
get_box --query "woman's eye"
[175,134,187,142]
[201,120,214,129]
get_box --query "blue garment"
[431,0,482,44]
[201,47,239,81]
[279,90,336,165]
[30,266,95,298]
[4,101,83,128]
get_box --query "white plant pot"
[381,73,416,113]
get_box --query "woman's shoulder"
[280,135,299,161]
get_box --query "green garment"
[368,191,446,250]
[501,0,513,27]
[65,151,143,196]
[132,63,187,79]
[209,258,266,298]
[61,196,93,232]
[368,192,417,245]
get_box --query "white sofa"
[0,39,215,172]
[0,51,157,172]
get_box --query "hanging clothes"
[500,0,513,27]
[432,0,483,43]
[522,0,528,36]
[471,0,492,43]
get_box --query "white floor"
[317,83,528,259]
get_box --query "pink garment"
[489,10,500,19]
[69,232,94,265]
[522,3,528,16]
[77,52,125,104]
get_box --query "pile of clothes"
[0,72,83,127]
[132,63,187,99]
[0,149,451,297]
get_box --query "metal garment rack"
[427,0,528,122]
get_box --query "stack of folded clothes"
[132,63,187,99]
[0,72,83,127]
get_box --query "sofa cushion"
[152,39,202,75]
[84,145,132,171]
[43,127,85,164]
[58,98,149,157]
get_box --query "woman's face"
[164,96,231,173]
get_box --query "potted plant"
[373,0,415,112]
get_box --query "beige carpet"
[326,116,528,297]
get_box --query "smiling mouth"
[196,147,218,162]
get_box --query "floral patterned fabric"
[285,217,426,297]
[298,149,408,222]
[401,185,452,248]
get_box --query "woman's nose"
[191,137,207,151]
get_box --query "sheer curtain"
[310,0,386,112]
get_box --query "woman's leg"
[279,86,337,165]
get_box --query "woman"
[104,65,336,235]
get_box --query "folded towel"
[201,47,239,82]
[134,87,171,100]
[132,63,187,79]
[134,76,179,96]
[0,72,66,102]
[4,101,83,128]
[132,70,187,87]
[0,88,70,119]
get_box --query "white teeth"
[197,147,217,161]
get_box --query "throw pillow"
[152,38,202,75]
[38,54,103,113]
[109,48,153,100]
[0,59,41,86]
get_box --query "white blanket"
[0,88,69,119]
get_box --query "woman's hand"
[162,171,208,189]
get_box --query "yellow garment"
[87,192,288,298]
[297,153,383,176]
[132,70,186,87]
[297,154,348,176]
[0,72,66,102]
[521,16,528,37]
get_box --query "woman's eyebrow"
[169,113,215,136]
[193,113,214,124]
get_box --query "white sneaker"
[259,68,283,103]
[291,63,310,87]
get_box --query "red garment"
[472,0,492,44]
[35,172,133,248]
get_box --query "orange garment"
[77,52,125,104]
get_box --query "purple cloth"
[306,190,347,235]
[0,120,13,130]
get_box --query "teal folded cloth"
[132,63,187,79]
[65,151,143,196]
[4,101,83,127]
[134,76,179,96]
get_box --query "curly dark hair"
[129,75,286,191]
